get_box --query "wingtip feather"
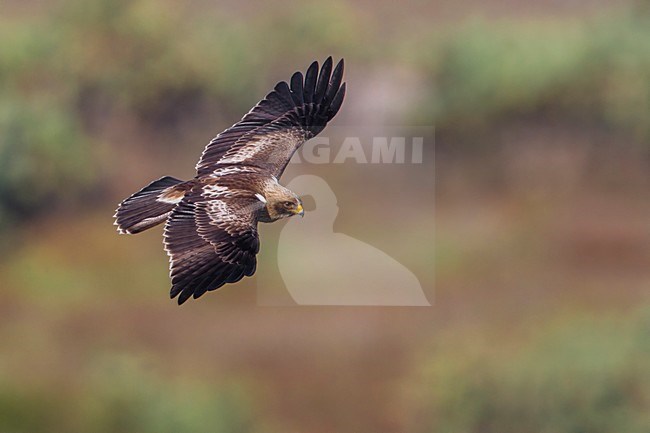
[328,82,346,118]
[290,71,304,104]
[325,59,344,103]
[315,57,333,103]
[304,61,319,103]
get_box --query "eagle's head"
[261,183,304,221]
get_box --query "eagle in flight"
[114,58,345,304]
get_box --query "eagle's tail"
[114,176,189,235]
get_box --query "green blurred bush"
[3,0,367,121]
[0,0,366,235]
[52,0,366,119]
[0,11,93,234]
[412,9,650,145]
[54,0,259,119]
[0,354,261,433]
[0,98,94,232]
[410,309,650,433]
[2,0,649,235]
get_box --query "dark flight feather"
[163,184,261,304]
[290,72,304,104]
[314,57,332,104]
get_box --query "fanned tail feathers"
[114,176,188,234]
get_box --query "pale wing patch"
[157,195,183,204]
[217,140,266,164]
[206,200,234,226]
[255,193,267,203]
[197,198,261,238]
[217,129,306,166]
[201,184,260,206]
[198,187,265,237]
[209,166,261,178]
[157,186,186,204]
[202,184,230,198]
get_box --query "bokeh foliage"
[410,309,650,433]
[2,0,650,232]
[0,1,649,432]
[408,8,650,141]
[0,0,368,233]
[0,354,261,433]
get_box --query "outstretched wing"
[163,185,264,304]
[196,57,346,178]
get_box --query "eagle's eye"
[283,201,295,208]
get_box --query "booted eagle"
[114,58,346,304]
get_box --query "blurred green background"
[1,0,649,432]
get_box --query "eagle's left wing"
[195,57,345,179]
[163,185,265,304]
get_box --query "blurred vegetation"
[407,7,650,143]
[410,308,650,433]
[0,101,93,231]
[0,354,263,433]
[0,0,371,234]
[2,0,650,233]
[1,1,649,432]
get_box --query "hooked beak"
[295,203,304,217]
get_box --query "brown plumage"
[114,58,345,304]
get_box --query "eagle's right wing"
[163,184,265,304]
[195,57,346,179]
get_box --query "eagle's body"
[114,58,346,304]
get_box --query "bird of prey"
[114,58,346,304]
